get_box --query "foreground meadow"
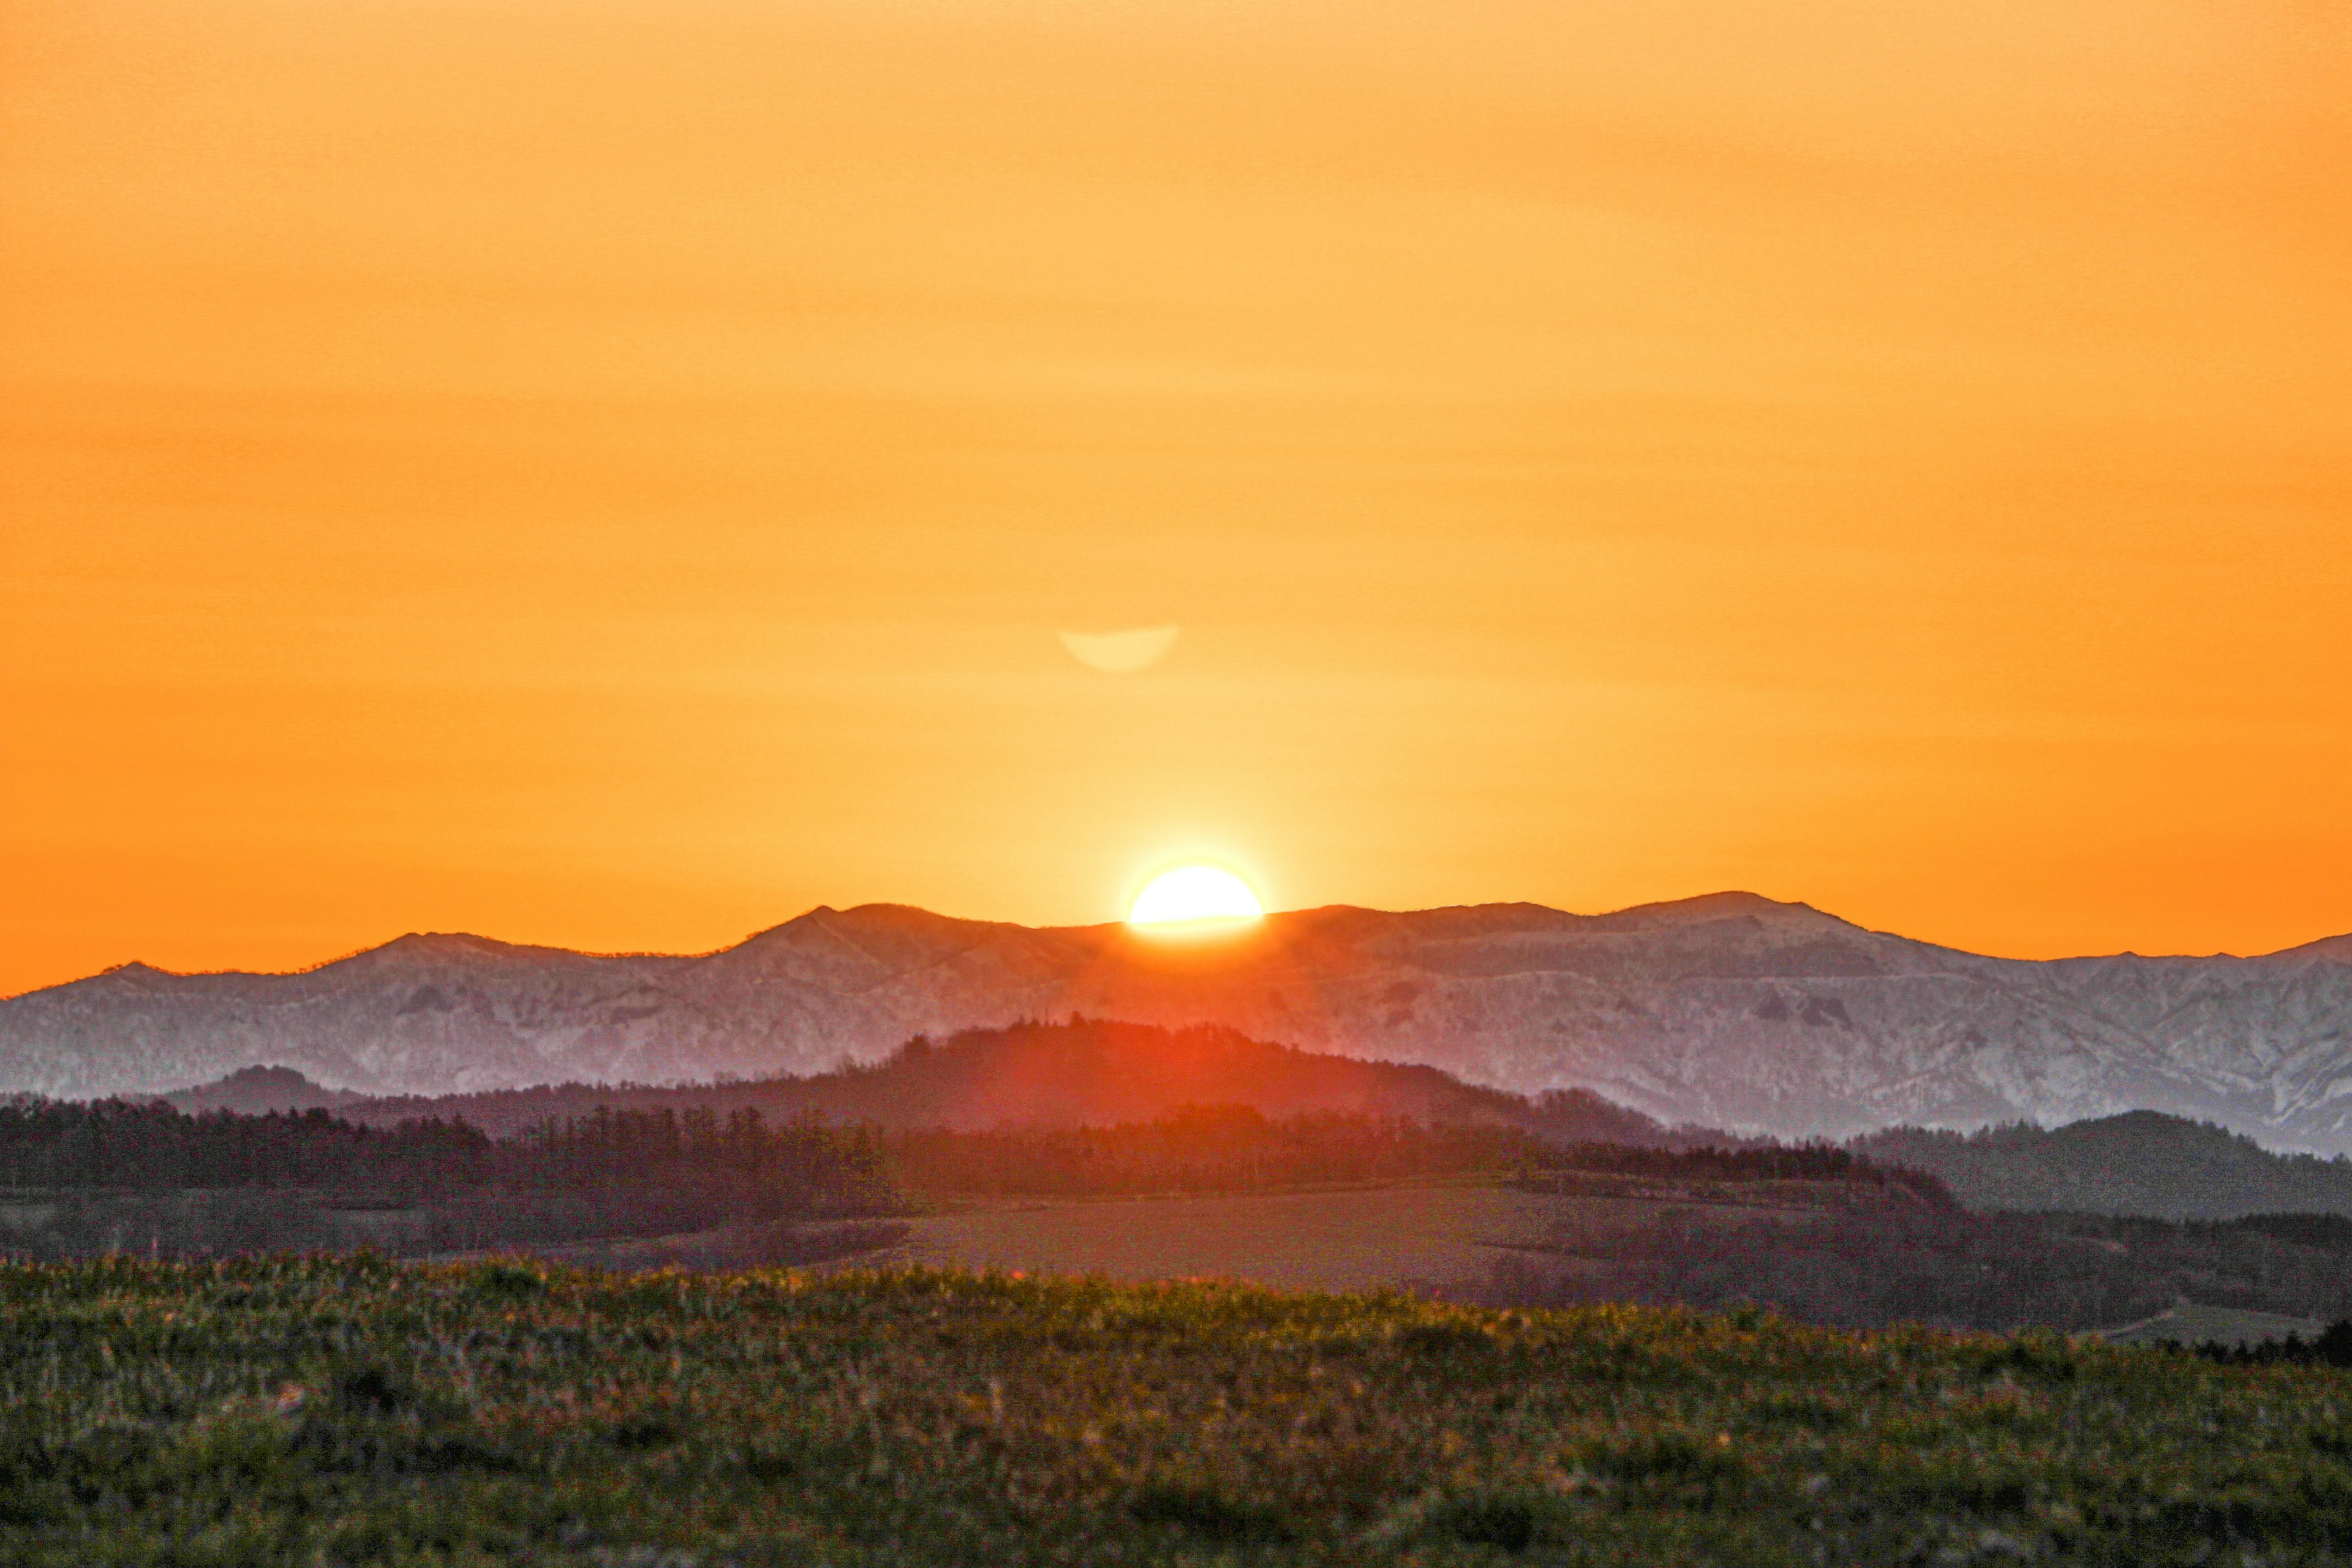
[6,1260,2351,1566]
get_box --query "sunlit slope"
[7,1259,2351,1566]
[333,1019,1658,1142]
[8,894,2352,1145]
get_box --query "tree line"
[1537,1139,1952,1200]
[0,1096,887,1215]
[2177,1324,2352,1367]
[0,1098,490,1193]
[2,1093,1936,1208]
[0,1088,1956,1264]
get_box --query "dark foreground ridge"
[7,1257,2352,1566]
[335,1017,1667,1140]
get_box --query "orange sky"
[4,0,2348,994]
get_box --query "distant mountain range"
[6,893,2351,1147]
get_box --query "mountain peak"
[1639,891,1815,918]
[835,903,1009,932]
[729,903,1019,959]
[378,932,523,959]
[2260,932,2352,965]
[1584,890,1842,933]
[92,960,176,984]
[323,931,582,971]
[707,904,1009,991]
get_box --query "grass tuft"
[1428,1493,1541,1551]
[1130,1480,1296,1542]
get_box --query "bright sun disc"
[1127,867,1264,927]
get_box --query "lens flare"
[1127,867,1265,928]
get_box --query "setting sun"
[1127,867,1265,929]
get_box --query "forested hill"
[336,1019,1668,1143]
[1853,1112,2352,1219]
[162,1064,363,1116]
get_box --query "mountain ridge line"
[7,892,2351,1149]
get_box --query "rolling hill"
[329,1018,1667,1142]
[6,893,2351,1147]
[1855,1112,2352,1219]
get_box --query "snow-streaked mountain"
[7,894,2352,1148]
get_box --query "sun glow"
[1126,867,1265,929]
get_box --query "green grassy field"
[8,1258,2352,1566]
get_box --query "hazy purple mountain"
[6,893,2351,1148]
[162,1065,363,1117]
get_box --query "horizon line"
[9,889,2348,1000]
